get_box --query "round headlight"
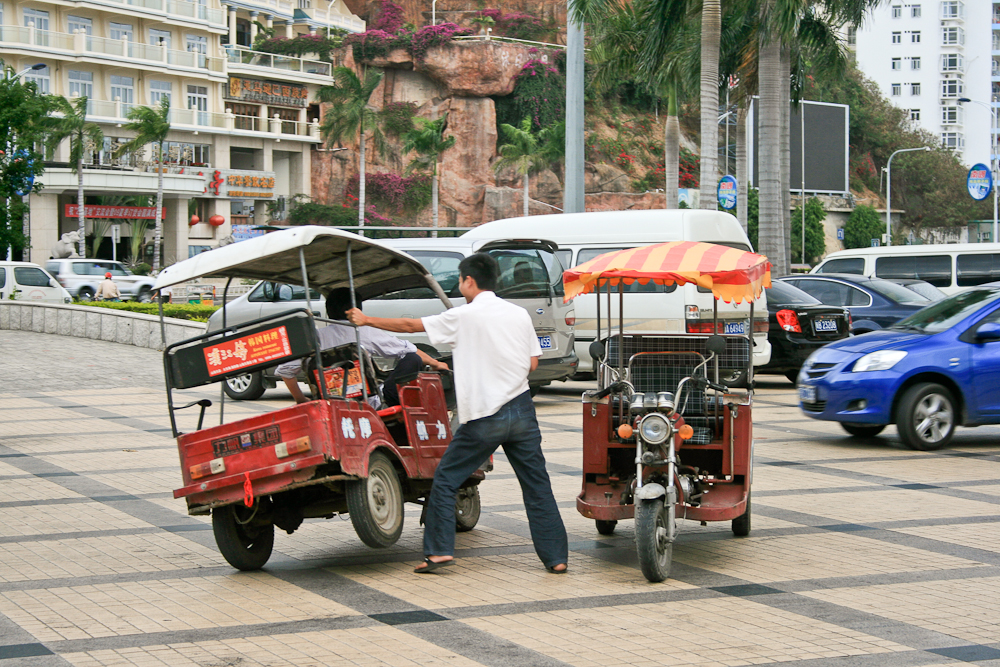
[638,413,671,445]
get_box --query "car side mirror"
[975,321,1000,342]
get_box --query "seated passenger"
[275,288,447,406]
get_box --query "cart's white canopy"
[153,226,449,303]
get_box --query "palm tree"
[401,115,456,237]
[115,98,171,272]
[46,96,103,257]
[317,66,386,232]
[493,118,544,217]
[698,0,722,210]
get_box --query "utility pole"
[563,0,585,214]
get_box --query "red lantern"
[208,214,225,227]
[189,214,200,226]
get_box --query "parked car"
[46,259,155,302]
[778,273,928,334]
[796,285,1000,450]
[757,280,850,382]
[888,278,947,302]
[0,261,72,303]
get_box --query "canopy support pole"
[300,247,329,401]
[346,242,367,405]
[220,277,232,424]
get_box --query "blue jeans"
[423,390,568,568]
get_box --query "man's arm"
[347,308,425,333]
[416,348,449,371]
[530,356,539,373]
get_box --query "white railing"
[240,0,294,13]
[225,47,332,76]
[452,34,566,49]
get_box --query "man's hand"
[346,308,368,326]
[430,359,449,372]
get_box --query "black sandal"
[546,564,568,574]
[414,557,454,574]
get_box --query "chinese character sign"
[717,175,737,210]
[968,164,993,201]
[203,326,292,377]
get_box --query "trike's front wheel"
[212,503,274,571]
[347,451,404,548]
[634,498,672,582]
[455,486,481,532]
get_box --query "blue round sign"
[968,163,992,201]
[11,149,35,196]
[717,175,737,210]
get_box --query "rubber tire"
[634,498,672,583]
[224,372,266,401]
[841,423,886,438]
[212,504,274,571]
[732,493,751,537]
[897,382,956,451]
[455,486,481,532]
[78,286,95,301]
[347,451,404,548]
[785,371,800,384]
[136,287,153,303]
[595,519,617,535]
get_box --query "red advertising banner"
[204,326,292,377]
[64,204,168,219]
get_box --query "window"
[941,1,963,19]
[110,75,134,115]
[892,5,901,17]
[23,7,49,45]
[911,31,920,43]
[370,252,464,299]
[847,25,857,46]
[150,80,171,106]
[186,34,207,67]
[109,22,133,41]
[149,28,171,48]
[187,85,208,125]
[941,132,964,149]
[100,137,134,167]
[941,106,962,125]
[941,53,963,72]
[875,255,953,287]
[912,4,921,17]
[910,109,921,121]
[911,57,921,70]
[911,83,921,95]
[891,83,901,96]
[892,58,902,70]
[957,254,1000,287]
[67,15,92,34]
[788,280,870,307]
[24,64,50,93]
[68,70,93,99]
[248,282,323,303]
[892,31,901,43]
[13,267,52,287]
[817,258,865,275]
[941,79,963,98]
[942,26,964,45]
[163,141,210,165]
[229,103,259,131]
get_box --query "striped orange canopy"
[563,241,772,304]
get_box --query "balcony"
[225,46,332,79]
[41,0,224,29]
[0,26,224,76]
[292,5,365,32]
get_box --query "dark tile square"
[818,523,874,532]
[369,610,449,626]
[928,645,1000,662]
[0,644,53,659]
[764,461,803,467]
[709,584,783,597]
[892,483,940,490]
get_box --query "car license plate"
[724,320,746,335]
[538,336,552,349]
[798,385,817,403]
[814,318,838,333]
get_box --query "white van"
[0,261,72,303]
[811,244,1000,294]
[462,210,771,378]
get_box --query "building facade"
[853,0,996,168]
[1,0,362,265]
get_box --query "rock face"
[438,97,498,225]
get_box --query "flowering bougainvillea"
[474,9,547,41]
[343,0,472,63]
[371,0,404,33]
[255,31,345,62]
[494,57,565,135]
[345,173,432,215]
[407,23,473,61]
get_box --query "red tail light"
[190,458,226,480]
[753,318,769,333]
[686,321,716,333]
[565,310,576,326]
[776,309,802,332]
[847,310,853,330]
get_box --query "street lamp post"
[885,146,930,247]
[958,97,998,244]
[4,64,46,261]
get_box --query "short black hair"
[459,253,499,291]
[326,287,360,320]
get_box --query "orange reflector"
[617,423,633,439]
[275,436,311,459]
[190,457,225,480]
[678,424,694,440]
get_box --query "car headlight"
[853,350,907,373]
[638,413,671,445]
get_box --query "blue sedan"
[797,286,1000,450]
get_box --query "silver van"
[46,258,156,301]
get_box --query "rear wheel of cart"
[595,519,617,535]
[212,503,274,571]
[635,498,672,582]
[347,451,404,547]
[732,493,751,537]
[455,486,481,532]
[224,372,266,401]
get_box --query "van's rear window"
[577,248,676,294]
[817,258,864,275]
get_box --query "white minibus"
[463,210,771,378]
[811,244,1000,294]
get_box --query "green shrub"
[382,102,417,136]
[843,205,885,249]
[81,301,218,322]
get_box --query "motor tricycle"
[564,242,770,582]
[153,226,484,570]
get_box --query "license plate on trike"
[798,384,817,403]
[724,320,746,335]
[538,336,552,349]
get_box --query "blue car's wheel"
[841,423,886,438]
[897,383,955,451]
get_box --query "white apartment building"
[1,0,363,265]
[853,0,997,168]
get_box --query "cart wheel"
[212,504,274,571]
[897,382,955,451]
[841,423,886,438]
[635,498,672,582]
[78,286,95,302]
[732,493,751,537]
[595,519,617,535]
[455,486,481,532]
[347,451,404,548]
[224,372,266,401]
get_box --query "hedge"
[81,300,219,322]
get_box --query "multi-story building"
[853,0,995,168]
[1,0,363,265]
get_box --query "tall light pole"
[4,63,46,261]
[958,97,998,244]
[885,146,929,247]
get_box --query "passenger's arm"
[347,308,425,333]
[416,348,448,371]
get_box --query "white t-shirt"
[422,291,541,423]
[274,321,417,378]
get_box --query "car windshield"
[891,288,1000,333]
[768,280,820,305]
[866,278,928,304]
